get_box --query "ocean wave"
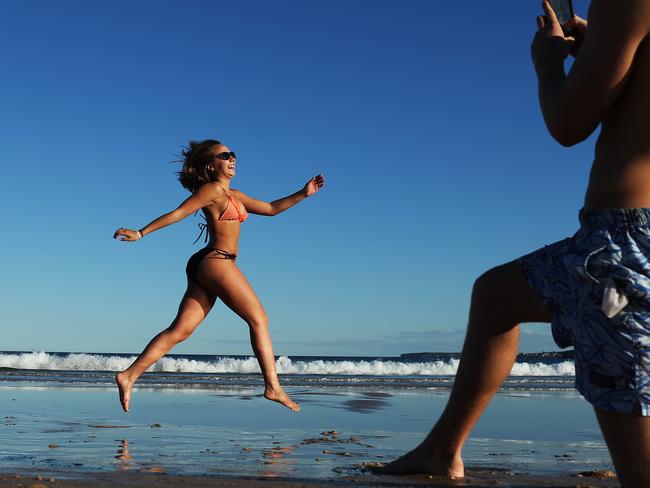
[0,352,576,377]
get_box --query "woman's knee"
[246,312,269,330]
[166,326,193,343]
[167,314,203,343]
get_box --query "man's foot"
[264,386,300,412]
[381,443,464,478]
[115,372,134,412]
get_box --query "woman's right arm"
[113,183,221,242]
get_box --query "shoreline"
[0,467,619,487]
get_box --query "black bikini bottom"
[186,248,237,283]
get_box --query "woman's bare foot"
[115,372,134,412]
[264,386,300,412]
[381,442,464,478]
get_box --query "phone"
[548,0,574,28]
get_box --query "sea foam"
[0,351,575,377]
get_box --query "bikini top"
[218,189,248,222]
[194,187,248,244]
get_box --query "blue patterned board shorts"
[517,208,650,416]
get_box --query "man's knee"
[472,265,507,303]
[471,263,519,324]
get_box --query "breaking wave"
[0,351,575,377]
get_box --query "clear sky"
[1,0,594,356]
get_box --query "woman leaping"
[113,139,324,413]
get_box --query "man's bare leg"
[383,261,551,477]
[115,281,215,412]
[594,405,650,487]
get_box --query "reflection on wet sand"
[243,389,393,412]
[341,392,392,413]
[238,390,349,405]
[115,439,165,474]
[361,392,392,398]
[258,445,298,477]
[241,389,395,413]
[115,439,132,472]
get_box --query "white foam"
[0,351,136,372]
[0,352,576,377]
[510,361,576,376]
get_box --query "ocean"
[0,350,576,390]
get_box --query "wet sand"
[0,468,619,487]
[0,384,617,486]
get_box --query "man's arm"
[532,0,648,147]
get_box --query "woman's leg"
[384,261,552,477]
[115,280,216,412]
[197,258,300,412]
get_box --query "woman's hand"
[303,174,325,197]
[113,227,143,242]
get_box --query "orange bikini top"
[218,189,248,222]
[193,187,248,244]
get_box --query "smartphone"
[548,0,574,27]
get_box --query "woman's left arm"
[233,174,324,216]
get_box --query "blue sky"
[1,0,593,356]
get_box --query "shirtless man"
[385,1,650,485]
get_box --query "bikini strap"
[193,214,209,245]
[210,248,237,260]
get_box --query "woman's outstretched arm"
[113,183,221,241]
[233,174,324,217]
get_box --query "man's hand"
[533,0,647,146]
[531,1,574,68]
[566,16,588,57]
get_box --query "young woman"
[113,139,324,413]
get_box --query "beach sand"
[0,469,619,487]
[0,383,618,487]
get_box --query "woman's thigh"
[170,279,217,335]
[178,279,216,317]
[196,258,266,324]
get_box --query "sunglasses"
[215,151,236,161]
